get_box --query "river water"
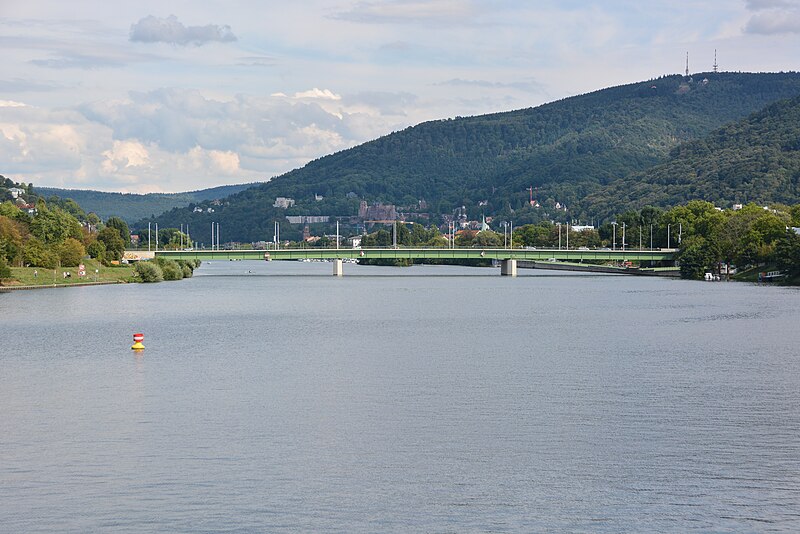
[1,261,799,532]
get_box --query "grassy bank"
[1,258,135,288]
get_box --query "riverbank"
[0,259,135,290]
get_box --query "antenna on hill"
[713,49,718,73]
[685,52,689,77]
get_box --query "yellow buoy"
[131,333,145,350]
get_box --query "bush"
[160,259,184,281]
[134,261,163,282]
[0,257,11,280]
[181,264,193,278]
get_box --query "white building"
[274,197,295,209]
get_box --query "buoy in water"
[131,333,145,350]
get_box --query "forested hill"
[37,183,259,223]
[583,95,800,218]
[143,72,800,243]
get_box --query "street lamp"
[611,222,617,251]
[622,222,626,251]
[557,222,561,250]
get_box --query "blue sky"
[1,0,799,193]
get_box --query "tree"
[678,235,717,279]
[22,237,59,268]
[87,240,106,259]
[0,257,11,281]
[97,227,125,262]
[105,216,130,244]
[59,238,86,267]
[30,201,81,245]
[0,214,26,264]
[774,232,800,277]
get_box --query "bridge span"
[145,247,677,277]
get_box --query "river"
[2,261,799,532]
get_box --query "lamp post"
[622,222,626,251]
[611,222,617,251]
[556,222,561,250]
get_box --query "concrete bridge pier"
[333,258,343,277]
[500,259,517,277]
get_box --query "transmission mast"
[713,49,718,73]
[685,52,689,77]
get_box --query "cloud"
[0,87,422,192]
[129,15,237,46]
[744,0,800,34]
[284,88,343,100]
[746,0,797,9]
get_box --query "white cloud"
[291,88,342,100]
[129,15,237,45]
[744,0,800,33]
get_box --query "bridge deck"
[149,247,676,262]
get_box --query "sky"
[1,0,799,193]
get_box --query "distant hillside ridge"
[37,183,261,222]
[141,71,800,244]
[583,94,800,217]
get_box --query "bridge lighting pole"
[148,222,151,252]
[393,220,397,249]
[611,222,617,251]
[650,224,653,250]
[510,221,513,249]
[336,221,339,250]
[679,223,682,245]
[639,226,642,250]
[667,224,671,249]
[211,222,215,250]
[155,223,158,252]
[566,223,569,250]
[557,223,561,250]
[622,222,626,251]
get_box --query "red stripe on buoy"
[133,333,144,342]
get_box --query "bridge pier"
[333,258,343,277]
[500,259,517,277]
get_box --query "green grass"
[1,258,135,287]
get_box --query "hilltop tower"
[713,49,718,73]
[685,52,689,77]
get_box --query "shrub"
[134,261,163,282]
[160,259,184,281]
[0,257,11,280]
[181,264,193,278]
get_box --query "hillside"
[584,95,800,218]
[36,183,259,223]
[141,72,800,243]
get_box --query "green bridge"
[150,247,677,277]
